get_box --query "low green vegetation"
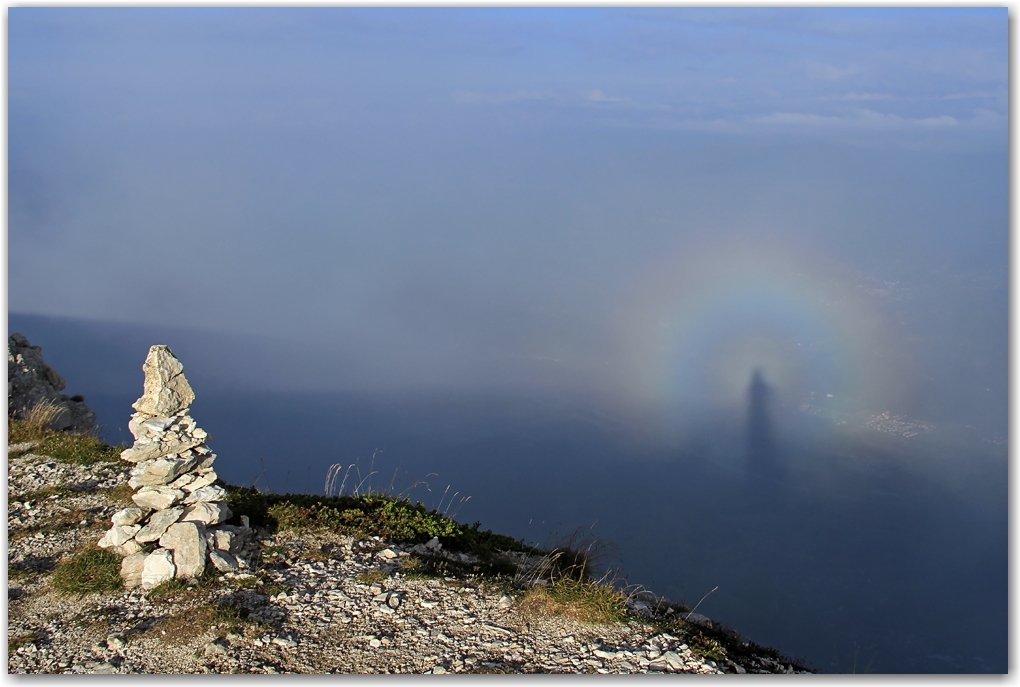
[224,486,530,556]
[647,612,791,667]
[259,581,291,597]
[8,418,125,465]
[50,547,123,596]
[147,578,193,600]
[355,569,387,585]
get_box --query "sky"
[8,8,1008,429]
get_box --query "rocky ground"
[8,444,808,674]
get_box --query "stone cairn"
[98,345,255,589]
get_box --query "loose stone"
[141,548,176,588]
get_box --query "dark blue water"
[81,388,1006,674]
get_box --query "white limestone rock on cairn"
[96,344,255,588]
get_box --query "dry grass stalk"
[23,399,66,431]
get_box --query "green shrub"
[688,633,726,662]
[223,485,530,556]
[51,547,123,596]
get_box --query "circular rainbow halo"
[612,232,914,436]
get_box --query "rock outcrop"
[97,344,255,588]
[7,333,96,433]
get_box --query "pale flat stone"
[132,345,195,416]
[183,484,227,504]
[132,486,184,511]
[168,472,195,490]
[181,501,232,526]
[121,553,148,588]
[159,522,207,579]
[141,548,176,589]
[111,507,145,527]
[182,471,217,492]
[120,441,160,464]
[134,506,184,543]
[662,652,685,671]
[208,550,239,572]
[97,525,140,549]
[131,455,200,487]
[142,416,176,433]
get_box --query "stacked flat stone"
[97,345,253,589]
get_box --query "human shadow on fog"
[746,368,784,482]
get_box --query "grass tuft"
[24,399,66,431]
[147,578,191,600]
[519,579,628,625]
[50,547,123,596]
[355,569,387,585]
